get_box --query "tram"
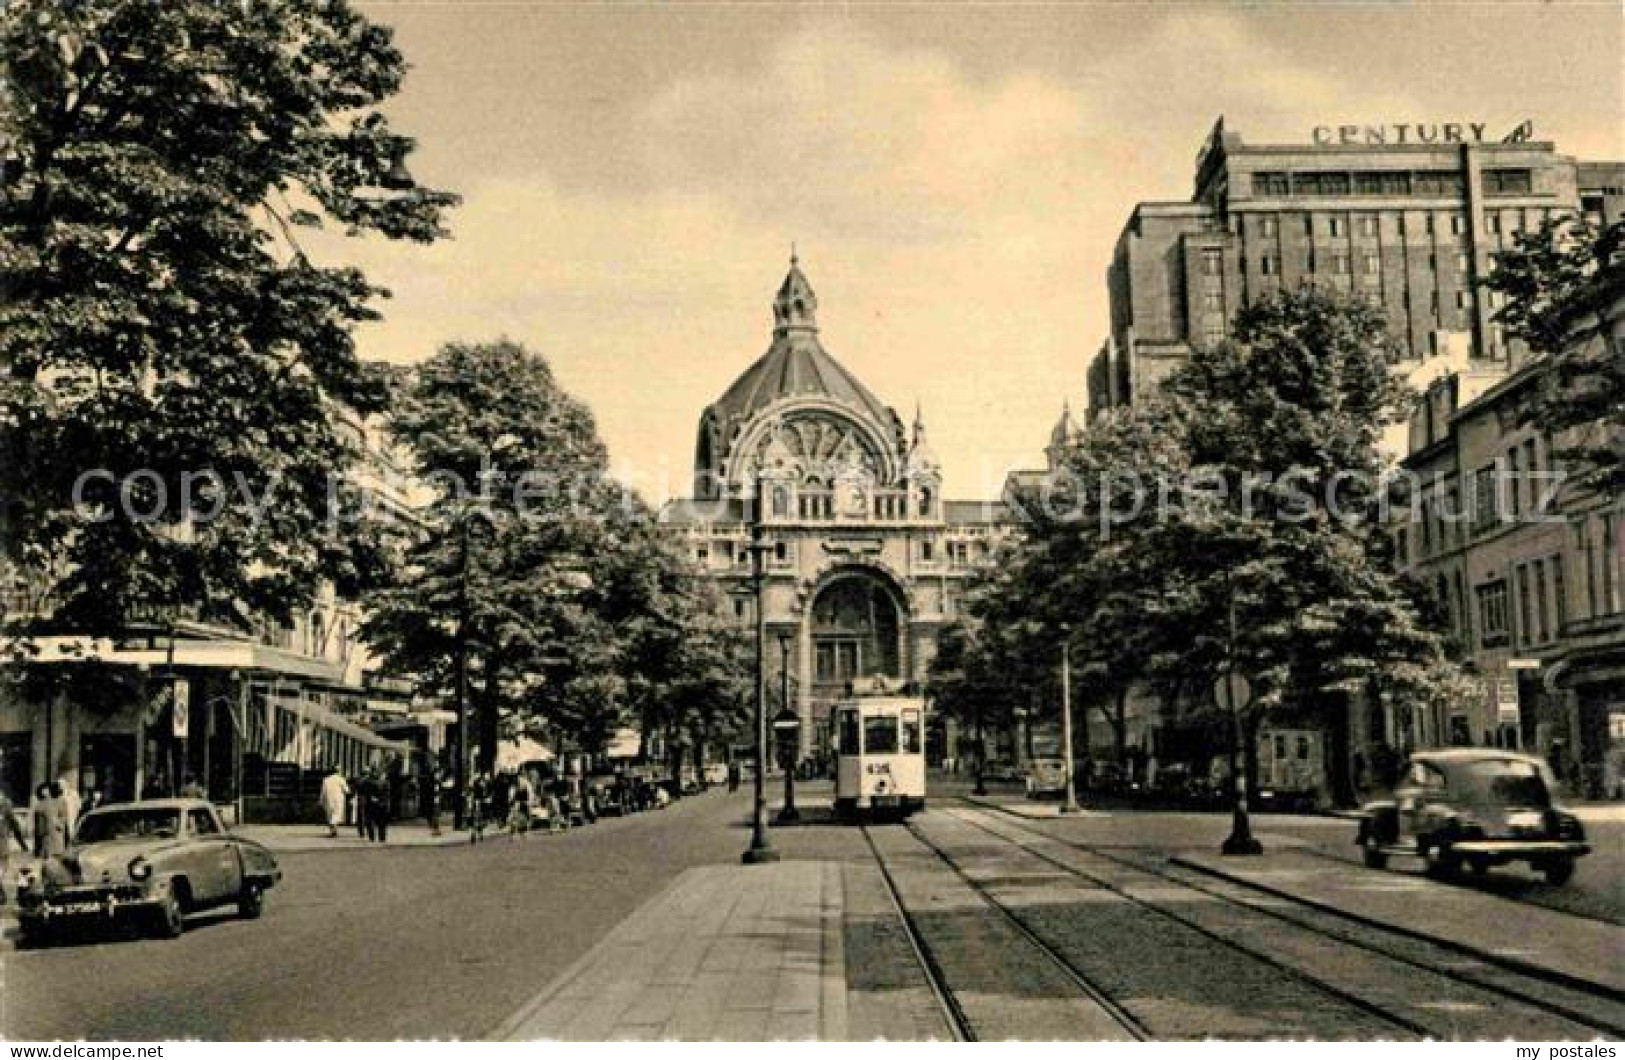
[832,694,928,820]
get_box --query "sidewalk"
[494,860,847,1041]
[1175,847,1625,995]
[235,820,474,852]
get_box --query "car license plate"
[54,900,107,915]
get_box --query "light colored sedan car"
[17,798,281,944]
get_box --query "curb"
[1169,853,1625,1004]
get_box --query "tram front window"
[902,709,921,754]
[838,710,859,754]
[864,715,899,754]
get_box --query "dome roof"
[704,257,899,441]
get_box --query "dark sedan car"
[1355,749,1590,885]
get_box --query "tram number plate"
[865,763,892,775]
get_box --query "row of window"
[1244,248,1475,279]
[1452,516,1622,652]
[1251,168,1531,199]
[1244,208,1547,241]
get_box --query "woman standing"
[319,768,350,839]
[32,782,67,858]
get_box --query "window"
[1523,439,1540,516]
[921,540,934,562]
[837,710,859,755]
[1477,581,1510,646]
[1472,465,1499,531]
[1553,555,1568,633]
[1332,252,1350,275]
[1455,290,1470,311]
[1203,290,1224,312]
[1363,252,1380,276]
[1253,172,1290,196]
[1508,445,1523,518]
[1483,169,1532,196]
[1201,248,1223,276]
[1259,216,1278,236]
[1261,254,1279,276]
[1415,171,1465,197]
[1427,252,1437,272]
[901,709,922,754]
[1357,215,1379,237]
[863,715,899,754]
[1486,213,1501,235]
[1296,735,1311,761]
[189,808,221,836]
[1329,217,1346,237]
[695,546,709,564]
[1425,214,1436,236]
[1534,559,1550,643]
[1455,252,1471,274]
[1293,172,1351,196]
[1354,171,1411,196]
[1450,214,1466,236]
[1430,291,1440,315]
[1516,564,1533,647]
[918,486,932,516]
[771,486,788,518]
[774,541,788,563]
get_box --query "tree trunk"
[1112,685,1129,766]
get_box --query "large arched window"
[810,574,901,684]
[772,485,789,518]
[918,486,933,517]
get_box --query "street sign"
[171,678,191,738]
[1506,659,1542,670]
[1212,670,1252,713]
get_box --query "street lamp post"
[1058,636,1081,815]
[1219,589,1262,856]
[742,517,780,865]
[775,634,800,823]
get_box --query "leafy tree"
[1483,215,1625,493]
[365,340,613,774]
[0,0,456,639]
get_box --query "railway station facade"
[659,258,1011,760]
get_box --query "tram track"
[859,822,1148,1040]
[946,802,1625,1040]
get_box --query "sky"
[328,1,1624,504]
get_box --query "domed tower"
[692,255,907,507]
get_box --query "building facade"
[1395,286,1624,796]
[660,258,1010,759]
[0,412,441,821]
[1090,117,1625,415]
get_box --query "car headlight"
[128,856,153,881]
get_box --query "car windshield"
[1453,760,1551,807]
[77,808,183,844]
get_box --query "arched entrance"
[807,571,904,695]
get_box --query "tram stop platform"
[493,857,954,1041]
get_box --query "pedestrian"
[421,759,442,837]
[56,774,82,845]
[506,775,530,839]
[727,759,741,793]
[32,783,67,858]
[0,779,29,906]
[351,771,369,839]
[319,768,350,839]
[467,773,489,843]
[365,768,389,843]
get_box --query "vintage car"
[1024,757,1069,799]
[17,798,281,944]
[1355,749,1589,885]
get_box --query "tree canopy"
[0,0,457,636]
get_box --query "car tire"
[1468,857,1491,877]
[238,882,265,920]
[151,884,186,939]
[1542,857,1575,886]
[1423,844,1459,879]
[1360,836,1388,870]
